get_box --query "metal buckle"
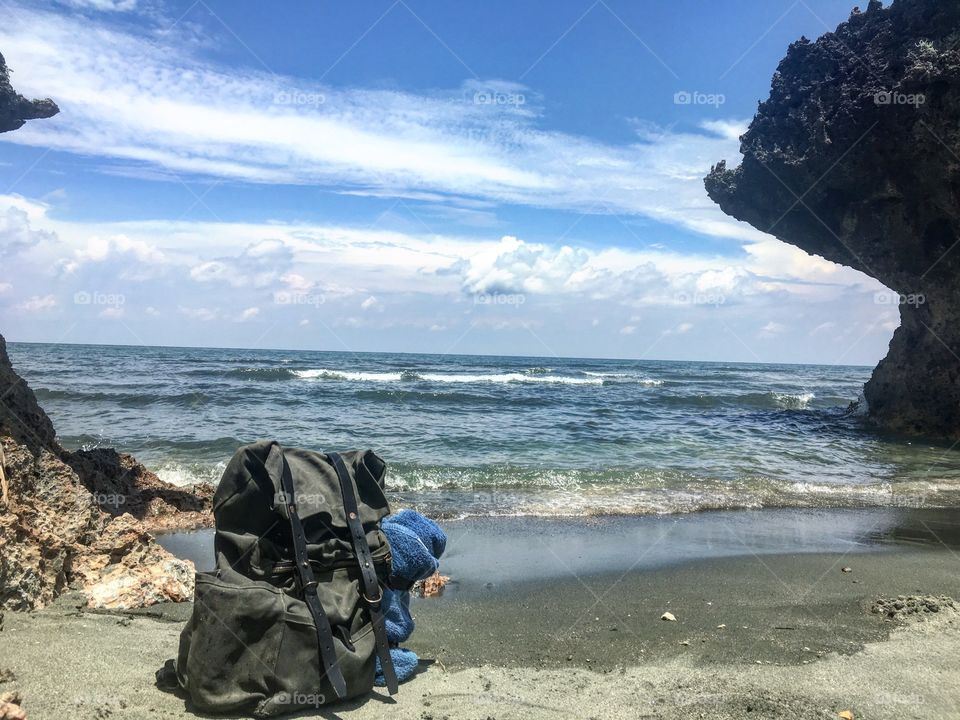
[360,588,382,605]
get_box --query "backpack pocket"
[260,568,376,716]
[177,568,377,717]
[177,570,286,714]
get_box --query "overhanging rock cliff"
[0,52,58,133]
[705,0,960,437]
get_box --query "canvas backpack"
[172,440,399,716]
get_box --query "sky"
[0,0,900,364]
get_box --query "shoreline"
[4,508,958,719]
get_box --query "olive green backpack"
[171,440,399,716]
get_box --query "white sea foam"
[155,461,225,487]
[773,391,815,409]
[291,368,667,387]
[293,369,608,385]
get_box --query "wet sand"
[3,508,960,719]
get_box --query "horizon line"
[4,338,875,370]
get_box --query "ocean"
[9,342,960,517]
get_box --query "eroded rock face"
[0,52,58,133]
[0,331,211,611]
[705,0,960,437]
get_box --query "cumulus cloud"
[0,206,57,258]
[189,239,292,288]
[58,234,167,278]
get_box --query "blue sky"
[0,0,898,364]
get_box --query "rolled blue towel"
[374,510,447,687]
[383,522,438,588]
[375,647,418,686]
[381,585,413,643]
[384,509,447,561]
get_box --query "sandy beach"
[2,508,959,720]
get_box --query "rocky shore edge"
[0,332,213,614]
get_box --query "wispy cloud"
[0,5,764,242]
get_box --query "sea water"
[9,342,960,517]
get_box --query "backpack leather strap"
[265,444,348,700]
[327,451,399,695]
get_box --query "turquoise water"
[9,342,960,517]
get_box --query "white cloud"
[189,240,291,288]
[699,119,748,141]
[16,294,57,312]
[0,283,12,294]
[0,205,57,257]
[238,306,259,322]
[620,325,638,335]
[664,322,694,335]
[360,296,380,311]
[58,0,138,10]
[178,305,219,321]
[0,7,767,243]
[759,321,787,338]
[99,306,125,318]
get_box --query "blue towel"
[374,511,446,686]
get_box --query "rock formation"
[0,333,213,611]
[705,0,960,437]
[0,52,58,133]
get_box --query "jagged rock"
[0,330,211,611]
[0,334,56,451]
[67,447,213,533]
[0,691,25,720]
[74,514,195,609]
[705,0,960,438]
[0,51,58,133]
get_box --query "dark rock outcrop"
[0,52,58,133]
[705,0,960,437]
